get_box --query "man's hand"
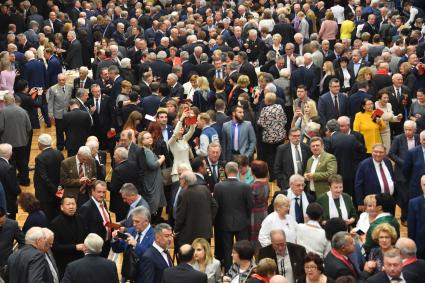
[126,234,137,247]
[76,243,86,251]
[357,205,366,212]
[79,177,89,185]
[364,261,376,273]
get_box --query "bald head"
[270,275,288,283]
[395,237,417,258]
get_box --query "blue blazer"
[111,76,124,102]
[47,55,62,87]
[111,226,154,257]
[141,95,161,117]
[138,245,170,283]
[408,195,425,254]
[0,182,6,211]
[403,146,425,198]
[355,158,394,206]
[23,59,47,88]
[318,92,349,125]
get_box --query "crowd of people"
[1,0,425,282]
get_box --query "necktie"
[164,250,173,266]
[80,80,84,88]
[233,124,239,151]
[78,162,84,178]
[99,203,111,240]
[334,95,340,117]
[379,163,390,194]
[212,164,218,182]
[45,254,59,283]
[96,98,100,114]
[295,197,303,223]
[396,89,401,99]
[294,144,302,173]
[62,86,65,93]
[135,232,142,244]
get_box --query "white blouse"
[258,212,297,247]
[296,221,328,258]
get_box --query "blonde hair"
[357,67,374,81]
[364,194,376,206]
[197,76,210,92]
[323,61,335,76]
[264,92,277,105]
[371,223,397,244]
[274,194,290,210]
[304,100,318,119]
[192,238,214,265]
[237,75,250,88]
[400,62,412,75]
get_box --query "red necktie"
[80,80,84,88]
[78,162,84,178]
[379,163,390,194]
[99,203,111,240]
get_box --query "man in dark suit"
[78,181,112,258]
[118,183,149,228]
[167,73,185,101]
[61,233,119,283]
[44,48,62,87]
[108,147,142,221]
[318,78,350,125]
[6,226,54,283]
[258,229,306,280]
[325,120,365,197]
[139,223,174,283]
[22,51,47,90]
[150,52,172,83]
[389,121,420,223]
[408,175,425,259]
[274,128,311,190]
[364,248,418,283]
[50,195,87,279]
[119,130,147,180]
[213,162,253,271]
[85,139,107,181]
[0,144,21,220]
[337,116,366,149]
[204,143,225,192]
[141,83,161,117]
[174,171,217,248]
[348,49,369,79]
[162,244,208,283]
[108,65,124,102]
[63,99,92,157]
[215,99,230,126]
[180,51,195,84]
[237,51,258,87]
[193,53,214,77]
[396,237,425,275]
[324,232,373,281]
[355,143,396,209]
[0,208,25,272]
[272,14,295,46]
[64,31,83,70]
[403,130,425,199]
[348,80,373,120]
[34,134,64,221]
[72,67,94,98]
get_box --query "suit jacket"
[388,134,420,181]
[23,59,47,88]
[6,244,53,283]
[62,108,92,154]
[365,271,418,283]
[120,196,150,228]
[403,146,425,198]
[257,243,306,280]
[239,61,258,87]
[108,160,141,221]
[305,152,338,197]
[170,83,185,100]
[111,75,124,101]
[355,158,395,206]
[120,104,144,126]
[72,77,94,98]
[0,158,21,214]
[403,259,425,281]
[290,66,316,97]
[174,184,218,246]
[46,55,62,87]
[87,95,116,136]
[64,39,83,70]
[47,84,73,119]
[60,156,97,192]
[318,92,349,125]
[271,23,295,46]
[50,212,87,277]
[216,112,230,127]
[324,250,369,281]
[78,198,111,241]
[61,254,119,283]
[161,263,208,283]
[139,245,171,283]
[142,94,161,117]
[383,85,412,116]
[213,178,253,232]
[34,147,64,203]
[274,142,311,190]
[111,226,155,258]
[325,132,365,180]
[348,60,369,79]
[222,120,256,161]
[316,192,357,221]
[408,195,425,254]
[150,60,172,83]
[181,61,195,83]
[0,218,24,267]
[0,104,32,148]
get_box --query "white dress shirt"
[372,160,394,195]
[91,196,110,225]
[290,143,303,174]
[309,155,321,192]
[152,242,171,266]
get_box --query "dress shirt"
[75,158,86,176]
[309,155,321,192]
[386,272,406,282]
[353,61,361,77]
[152,242,171,266]
[91,196,110,225]
[372,159,394,195]
[407,137,416,150]
[290,143,303,174]
[136,224,151,244]
[126,195,142,219]
[45,253,59,283]
[162,126,169,142]
[276,248,294,283]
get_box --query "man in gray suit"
[0,93,32,186]
[48,73,73,151]
[119,183,149,228]
[222,105,256,162]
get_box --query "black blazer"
[87,95,116,135]
[150,60,172,83]
[258,243,306,280]
[78,198,110,240]
[63,109,92,155]
[213,178,253,232]
[108,160,141,221]
[271,23,295,46]
[72,77,94,98]
[161,263,208,283]
[239,61,258,87]
[324,250,369,281]
[0,218,24,267]
[61,254,119,283]
[50,212,87,278]
[204,159,225,192]
[34,148,64,203]
[0,159,21,214]
[120,104,144,127]
[274,142,311,190]
[95,150,107,181]
[388,133,420,181]
[403,259,425,281]
[193,62,214,77]
[365,271,418,283]
[139,245,171,283]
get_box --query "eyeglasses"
[304,265,318,270]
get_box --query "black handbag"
[121,247,140,280]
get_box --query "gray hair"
[180,171,197,185]
[331,231,350,250]
[264,83,277,94]
[383,248,402,262]
[225,161,239,175]
[75,88,87,98]
[157,51,167,60]
[41,228,54,240]
[200,53,209,62]
[395,238,417,258]
[404,120,416,129]
[167,73,178,81]
[337,116,350,126]
[326,119,340,132]
[84,233,104,254]
[114,147,129,160]
[420,130,425,140]
[228,62,239,71]
[77,146,92,157]
[85,140,99,151]
[25,227,46,245]
[289,174,305,185]
[38,134,52,147]
[121,58,131,69]
[120,183,139,196]
[131,205,151,222]
[270,229,286,240]
[180,51,189,61]
[295,56,304,66]
[154,223,172,235]
[24,50,35,60]
[0,143,13,159]
[79,66,88,74]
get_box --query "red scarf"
[402,256,418,267]
[251,274,268,283]
[331,248,356,276]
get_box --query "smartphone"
[356,229,365,236]
[117,231,129,240]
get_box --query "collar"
[153,242,165,254]
[138,223,151,235]
[313,154,321,160]
[91,196,104,207]
[130,195,142,208]
[0,157,9,164]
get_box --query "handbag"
[161,167,173,186]
[121,247,140,281]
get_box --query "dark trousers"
[215,227,249,272]
[55,118,65,150]
[395,180,409,221]
[259,142,281,180]
[41,103,51,127]
[11,146,30,184]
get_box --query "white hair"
[120,58,131,69]
[24,50,35,60]
[157,51,167,60]
[25,227,46,245]
[295,56,304,66]
[77,146,92,157]
[38,134,52,147]
[79,66,88,73]
[84,233,104,254]
[0,143,13,159]
[404,120,416,129]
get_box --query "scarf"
[287,189,309,220]
[327,191,348,220]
